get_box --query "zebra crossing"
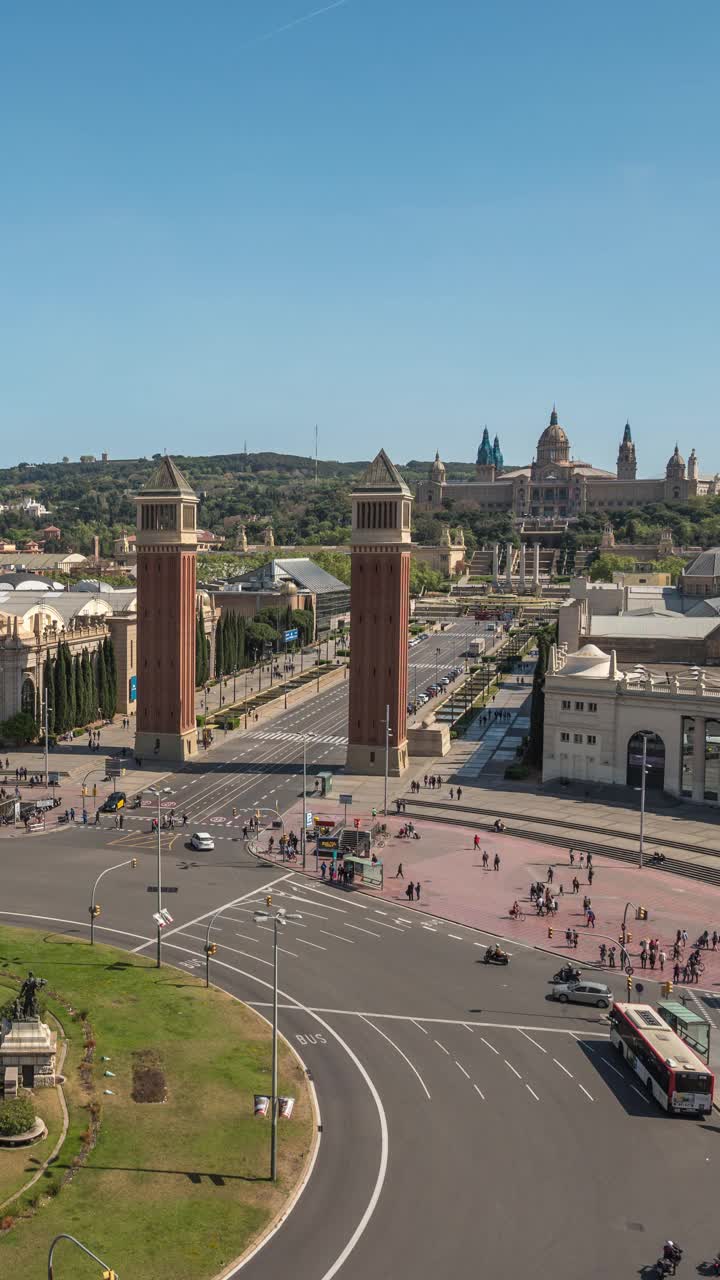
[253,728,349,748]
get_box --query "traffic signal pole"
[89,859,138,945]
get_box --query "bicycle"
[509,909,526,922]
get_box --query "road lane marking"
[631,1085,651,1104]
[434,1040,450,1055]
[360,1016,431,1100]
[455,1061,470,1079]
[411,1019,428,1034]
[130,872,294,954]
[600,1056,624,1078]
[579,1084,595,1101]
[526,1085,540,1101]
[520,1031,547,1053]
[448,933,463,941]
[319,930,354,945]
[177,931,276,967]
[462,1023,474,1033]
[345,924,381,939]
[473,1083,485,1101]
[297,938,327,951]
[374,920,405,932]
[481,1037,499,1055]
[0,912,150,943]
[375,910,388,916]
[553,1058,574,1079]
[504,1059,522,1079]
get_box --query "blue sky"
[2,1,719,473]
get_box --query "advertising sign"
[129,675,137,702]
[283,628,299,642]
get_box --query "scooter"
[483,949,509,966]
[550,967,581,985]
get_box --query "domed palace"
[416,408,719,520]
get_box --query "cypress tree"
[43,653,55,735]
[236,615,246,669]
[81,649,92,726]
[73,653,83,728]
[54,645,68,733]
[215,614,224,679]
[104,637,118,717]
[96,642,108,721]
[65,644,76,729]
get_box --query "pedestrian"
[681,928,688,947]
[473,834,480,850]
[640,946,647,970]
[457,787,462,800]
[396,863,404,879]
[587,910,595,928]
[415,882,421,902]
[578,853,584,868]
[565,927,572,947]
[609,947,616,968]
[572,876,580,894]
[599,943,607,965]
[547,866,554,884]
[673,961,680,983]
[95,810,100,826]
[423,775,428,787]
[449,788,454,800]
[119,813,124,829]
[659,949,666,972]
[588,866,594,886]
[649,950,656,970]
[672,941,680,961]
[406,882,414,902]
[713,931,718,951]
[572,930,579,949]
[482,850,489,868]
[569,849,575,866]
[587,853,592,868]
[493,853,500,871]
[320,861,327,880]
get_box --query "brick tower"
[134,456,199,762]
[346,450,412,776]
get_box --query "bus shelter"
[343,856,383,889]
[658,1000,711,1064]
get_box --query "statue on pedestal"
[13,973,47,1022]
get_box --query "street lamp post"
[48,1233,116,1279]
[253,903,302,1180]
[383,702,392,817]
[148,785,172,967]
[43,688,49,788]
[89,858,137,945]
[244,670,249,729]
[638,732,650,870]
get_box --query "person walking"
[473,834,480,850]
[449,788,454,801]
[320,861,327,880]
[547,866,554,884]
[406,882,415,903]
[493,853,500,871]
[588,865,594,886]
[482,850,489,868]
[415,882,421,902]
[396,863,404,879]
[572,876,580,894]
[609,946,616,968]
[572,929,579,949]
[713,930,719,951]
[673,960,681,983]
[640,945,647,970]
[457,787,462,801]
[599,943,607,965]
[569,849,575,866]
[659,949,666,973]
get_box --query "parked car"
[190,831,215,851]
[551,981,613,1009]
[99,791,126,813]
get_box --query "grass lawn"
[0,927,314,1279]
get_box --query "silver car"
[551,981,612,1009]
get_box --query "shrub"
[0,1096,36,1136]
[504,763,530,781]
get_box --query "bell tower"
[616,421,637,479]
[134,456,199,762]
[346,450,412,776]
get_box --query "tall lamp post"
[301,734,314,869]
[636,732,652,870]
[148,785,173,967]
[47,1233,117,1279]
[382,702,392,817]
[253,902,302,1180]
[89,858,138,945]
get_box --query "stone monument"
[0,973,57,1091]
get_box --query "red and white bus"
[610,1002,714,1116]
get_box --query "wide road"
[1,622,715,1279]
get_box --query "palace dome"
[536,408,570,464]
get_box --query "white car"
[551,981,612,1009]
[190,831,215,851]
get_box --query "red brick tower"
[134,457,199,762]
[346,450,412,776]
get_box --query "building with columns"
[134,456,199,763]
[416,409,720,519]
[346,449,412,776]
[542,642,720,806]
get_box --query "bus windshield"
[674,1071,712,1094]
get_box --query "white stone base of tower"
[134,728,198,764]
[345,741,409,777]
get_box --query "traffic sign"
[146,886,179,893]
[305,810,313,827]
[284,628,299,642]
[338,793,353,805]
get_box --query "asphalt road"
[1,621,717,1279]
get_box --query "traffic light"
[662,980,673,998]
[547,927,553,939]
[626,975,633,996]
[626,932,632,944]
[205,942,218,956]
[266,895,273,907]
[255,809,261,821]
[102,1271,117,1279]
[131,858,138,868]
[636,906,648,920]
[90,904,101,918]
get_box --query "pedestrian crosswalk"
[254,729,348,748]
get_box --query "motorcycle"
[649,851,666,866]
[656,1245,683,1276]
[549,967,581,985]
[130,795,142,809]
[483,949,509,966]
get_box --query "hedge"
[0,1096,36,1136]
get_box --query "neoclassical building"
[416,409,719,520]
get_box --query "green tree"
[53,644,68,733]
[95,642,108,721]
[214,615,225,678]
[103,637,117,717]
[43,653,55,736]
[81,649,93,725]
[73,653,83,728]
[1,711,38,746]
[588,554,637,582]
[526,625,556,768]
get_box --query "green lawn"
[0,928,313,1278]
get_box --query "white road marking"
[601,1056,624,1078]
[448,933,463,941]
[235,932,261,944]
[520,1031,547,1053]
[504,1059,522,1079]
[130,872,294,954]
[375,910,388,916]
[473,1083,485,1101]
[455,1061,470,1079]
[631,1085,651,1104]
[462,1023,474,1033]
[319,930,354,945]
[411,1019,428,1035]
[481,1037,499,1055]
[374,920,405,932]
[178,931,276,968]
[526,1085,540,1101]
[553,1058,574,1079]
[297,937,327,951]
[360,1016,431,1101]
[434,1040,450,1055]
[579,1084,595,1101]
[345,923,382,939]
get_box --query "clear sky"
[2,1,719,473]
